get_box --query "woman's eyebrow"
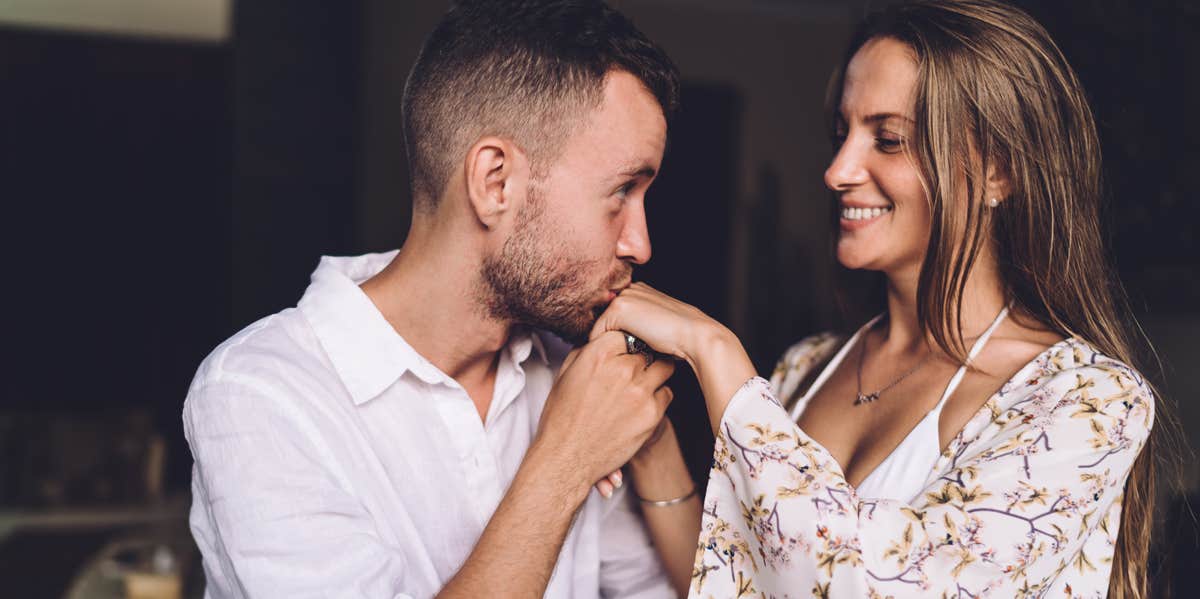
[863,112,916,125]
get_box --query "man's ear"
[464,136,526,230]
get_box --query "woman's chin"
[836,248,878,271]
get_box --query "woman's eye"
[875,136,903,153]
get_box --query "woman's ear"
[984,156,1013,206]
[464,136,526,230]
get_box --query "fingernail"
[611,471,624,488]
[600,484,613,499]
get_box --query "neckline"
[788,307,1009,490]
[853,307,1008,493]
[787,313,882,420]
[790,307,1009,420]
[788,315,1077,492]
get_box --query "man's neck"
[359,233,511,396]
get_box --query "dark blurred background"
[1,0,1197,597]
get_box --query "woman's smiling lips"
[839,201,894,231]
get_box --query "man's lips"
[607,278,633,300]
[604,286,627,303]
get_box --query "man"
[184,1,684,597]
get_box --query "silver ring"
[623,332,655,367]
[624,332,641,355]
[624,332,649,355]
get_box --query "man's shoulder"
[187,307,329,407]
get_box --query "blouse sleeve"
[691,359,1153,598]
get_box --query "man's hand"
[528,330,676,497]
[438,332,675,598]
[590,282,719,365]
[592,282,756,435]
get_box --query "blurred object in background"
[0,0,229,41]
[64,529,194,599]
[0,408,195,597]
[0,410,165,508]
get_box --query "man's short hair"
[402,0,680,210]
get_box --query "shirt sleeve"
[691,360,1153,598]
[184,378,415,599]
[597,484,676,599]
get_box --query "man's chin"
[539,310,601,348]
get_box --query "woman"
[612,1,1159,597]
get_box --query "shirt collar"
[509,326,551,367]
[297,252,549,406]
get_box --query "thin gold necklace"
[853,333,932,406]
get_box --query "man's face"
[481,70,667,344]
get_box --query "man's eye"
[616,182,635,197]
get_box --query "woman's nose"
[824,139,869,191]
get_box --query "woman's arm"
[626,418,702,597]
[595,284,1153,596]
[694,358,1152,596]
[685,324,758,436]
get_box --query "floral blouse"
[690,334,1153,598]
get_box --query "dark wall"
[1011,0,1200,312]
[2,27,231,410]
[1,25,233,495]
[231,0,365,326]
[0,0,368,492]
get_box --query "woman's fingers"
[608,470,623,489]
[589,286,661,343]
[595,477,614,499]
[589,294,629,342]
[593,470,624,498]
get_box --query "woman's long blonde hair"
[828,1,1176,596]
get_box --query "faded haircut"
[402,0,680,211]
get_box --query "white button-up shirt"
[184,251,671,599]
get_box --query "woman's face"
[827,37,930,277]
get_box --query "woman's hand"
[592,283,759,434]
[590,282,721,366]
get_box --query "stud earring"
[987,197,1001,208]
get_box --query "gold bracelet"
[636,487,697,507]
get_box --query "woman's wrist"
[682,321,735,369]
[686,323,757,434]
[688,323,755,385]
[627,426,694,502]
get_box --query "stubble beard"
[478,189,629,346]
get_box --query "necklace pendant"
[854,392,879,406]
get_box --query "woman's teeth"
[841,206,893,221]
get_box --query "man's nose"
[616,201,652,265]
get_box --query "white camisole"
[787,307,1010,502]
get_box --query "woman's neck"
[879,258,1008,355]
